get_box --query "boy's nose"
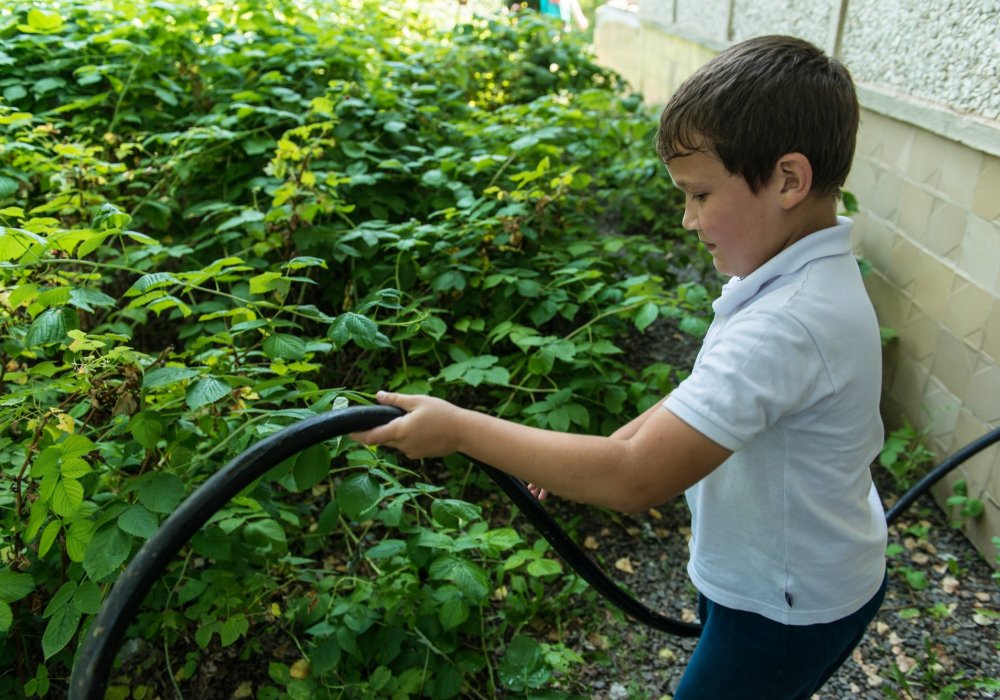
[681,202,698,231]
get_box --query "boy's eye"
[692,193,708,202]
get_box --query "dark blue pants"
[674,573,887,700]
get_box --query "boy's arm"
[350,392,730,513]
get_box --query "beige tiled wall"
[851,111,1000,557]
[595,7,1000,561]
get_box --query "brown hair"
[655,35,859,196]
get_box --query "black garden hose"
[68,407,1000,700]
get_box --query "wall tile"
[900,306,940,367]
[898,183,934,248]
[956,215,1000,291]
[911,250,954,321]
[910,128,984,208]
[890,360,929,427]
[965,360,1000,422]
[926,198,968,259]
[930,330,977,398]
[886,235,921,294]
[972,155,1000,223]
[921,376,961,447]
[869,170,904,223]
[943,276,994,348]
[982,298,1000,365]
[846,158,879,204]
[857,215,893,272]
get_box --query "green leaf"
[428,556,490,600]
[263,333,307,360]
[66,520,95,562]
[118,505,158,539]
[366,539,406,559]
[0,175,19,198]
[498,634,549,692]
[438,597,469,630]
[0,227,45,262]
[244,518,287,551]
[185,376,231,409]
[128,411,164,450]
[142,366,200,389]
[431,499,481,529]
[526,558,562,577]
[137,472,185,513]
[25,308,70,347]
[38,520,61,557]
[327,312,391,350]
[72,581,102,614]
[42,605,81,659]
[0,601,12,634]
[51,478,84,517]
[221,613,249,646]
[292,444,330,491]
[635,301,658,332]
[26,8,64,33]
[125,272,177,297]
[337,472,383,520]
[0,570,34,603]
[83,526,132,581]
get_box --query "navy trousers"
[674,573,888,700]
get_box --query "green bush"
[0,1,712,697]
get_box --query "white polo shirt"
[664,217,887,625]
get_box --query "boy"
[351,35,888,699]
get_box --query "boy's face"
[666,149,789,278]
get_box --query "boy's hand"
[526,484,549,500]
[349,391,463,459]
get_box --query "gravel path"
[543,483,999,699]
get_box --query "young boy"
[351,35,888,699]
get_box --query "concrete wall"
[595,0,1000,560]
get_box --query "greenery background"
[0,1,717,697]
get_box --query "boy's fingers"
[376,390,418,411]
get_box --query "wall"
[594,0,1000,559]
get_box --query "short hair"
[655,35,859,196]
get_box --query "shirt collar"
[712,216,854,317]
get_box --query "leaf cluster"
[0,1,714,697]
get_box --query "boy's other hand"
[527,484,549,500]
[349,391,463,459]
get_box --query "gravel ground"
[543,483,999,700]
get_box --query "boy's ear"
[774,153,813,209]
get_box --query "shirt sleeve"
[663,309,833,452]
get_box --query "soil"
[542,481,999,699]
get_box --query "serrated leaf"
[25,308,70,347]
[327,312,391,350]
[264,333,307,361]
[128,411,163,450]
[72,581,102,614]
[42,605,81,659]
[118,504,158,539]
[51,478,84,517]
[498,634,548,692]
[66,519,95,562]
[185,376,231,409]
[138,471,185,513]
[83,526,131,581]
[635,301,658,332]
[125,272,177,297]
[38,520,61,557]
[438,597,468,629]
[337,472,382,520]
[431,499,481,529]
[0,570,34,603]
[0,601,12,633]
[142,366,200,389]
[0,175,19,198]
[221,613,249,646]
[291,444,330,491]
[428,556,490,600]
[366,539,406,559]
